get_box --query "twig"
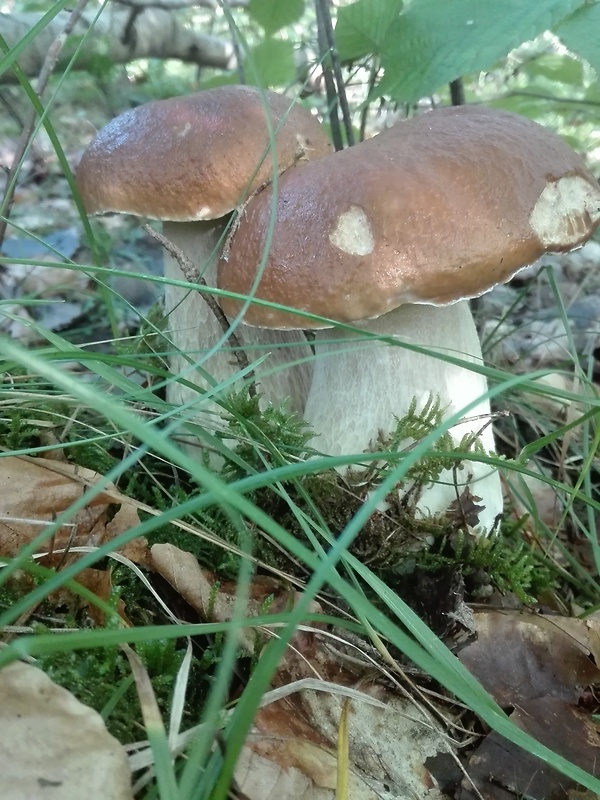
[499,89,600,108]
[221,137,314,261]
[143,225,256,393]
[315,0,343,151]
[0,0,90,250]
[315,0,354,147]
[0,90,25,128]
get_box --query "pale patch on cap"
[530,175,600,249]
[329,206,374,256]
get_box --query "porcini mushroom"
[218,106,600,533]
[76,86,331,438]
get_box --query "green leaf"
[374,0,586,103]
[524,53,584,87]
[247,0,305,34]
[198,73,239,91]
[555,2,600,76]
[245,38,296,87]
[335,0,403,61]
[488,95,548,119]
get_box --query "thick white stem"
[162,220,313,435]
[303,301,503,533]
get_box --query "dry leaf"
[49,567,129,626]
[150,543,305,651]
[459,697,600,800]
[457,611,600,706]
[151,544,449,799]
[0,455,148,565]
[240,682,448,800]
[0,661,133,800]
[546,614,600,666]
[236,738,374,800]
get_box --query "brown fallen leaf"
[151,543,450,800]
[0,455,148,566]
[459,697,600,800]
[457,610,600,706]
[50,566,130,626]
[0,660,133,800]
[542,614,600,668]
[150,542,308,652]
[241,679,449,800]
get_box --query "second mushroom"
[76,86,331,449]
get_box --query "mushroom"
[76,86,331,438]
[218,106,600,533]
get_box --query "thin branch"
[315,0,354,147]
[315,0,343,151]
[143,225,256,394]
[0,90,25,128]
[0,0,90,250]
[498,89,600,108]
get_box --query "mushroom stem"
[302,300,503,533]
[162,220,314,423]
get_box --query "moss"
[35,637,204,743]
[208,391,557,607]
[31,569,214,744]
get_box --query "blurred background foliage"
[2,0,600,158]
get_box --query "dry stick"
[315,0,343,151]
[0,0,90,250]
[315,0,355,147]
[143,225,256,395]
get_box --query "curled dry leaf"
[457,610,600,707]
[0,455,148,565]
[150,542,309,652]
[0,660,133,800]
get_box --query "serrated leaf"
[247,0,305,35]
[375,0,586,103]
[555,2,600,76]
[335,0,403,61]
[245,38,296,88]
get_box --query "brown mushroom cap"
[218,106,600,329]
[75,86,330,221]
